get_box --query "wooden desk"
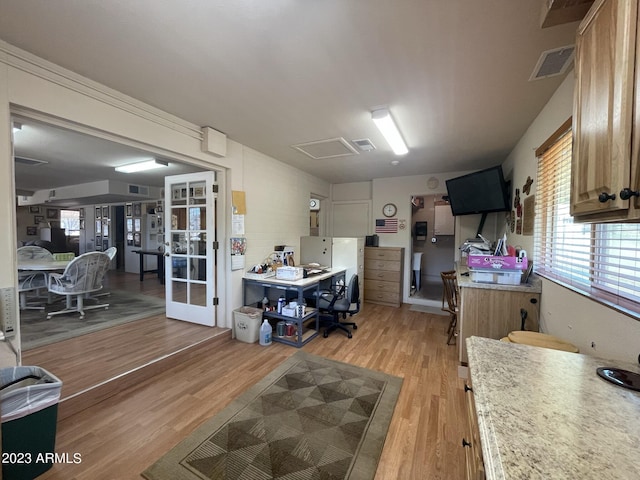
[132,250,165,284]
[242,269,346,347]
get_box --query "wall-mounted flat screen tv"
[445,165,510,216]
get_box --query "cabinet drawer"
[364,288,400,304]
[464,384,485,480]
[363,269,401,283]
[365,280,400,294]
[364,248,402,261]
[364,258,401,272]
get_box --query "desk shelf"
[266,310,317,347]
[242,270,345,348]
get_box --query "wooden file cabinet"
[364,247,404,307]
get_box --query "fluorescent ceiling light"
[115,159,168,173]
[371,108,408,155]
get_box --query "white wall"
[0,41,329,365]
[503,72,640,363]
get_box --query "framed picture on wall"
[26,226,37,236]
[134,218,141,232]
[95,206,101,219]
[34,215,44,224]
[126,233,133,246]
[133,232,141,247]
[133,203,142,217]
[102,206,109,218]
[29,206,40,213]
[126,203,132,217]
[79,219,85,230]
[79,208,85,218]
[126,218,133,232]
[46,208,59,219]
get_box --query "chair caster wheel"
[353,325,358,330]
[347,332,352,338]
[323,331,329,338]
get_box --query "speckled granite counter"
[467,336,640,479]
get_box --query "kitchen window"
[534,120,640,316]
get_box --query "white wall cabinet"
[434,204,455,235]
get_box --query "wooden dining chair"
[440,270,459,345]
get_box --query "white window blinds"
[534,124,640,315]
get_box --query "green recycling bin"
[1,366,63,480]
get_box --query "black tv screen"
[445,166,511,216]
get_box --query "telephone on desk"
[301,263,328,277]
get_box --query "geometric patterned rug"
[142,351,403,480]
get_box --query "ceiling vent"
[292,137,359,159]
[15,156,49,166]
[530,45,575,81]
[352,138,376,152]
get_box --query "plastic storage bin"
[233,306,263,343]
[1,366,63,479]
[469,268,522,285]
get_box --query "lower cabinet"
[458,285,540,364]
[463,381,485,480]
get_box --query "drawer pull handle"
[464,384,473,393]
[462,439,471,448]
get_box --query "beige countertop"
[456,264,542,293]
[467,336,640,479]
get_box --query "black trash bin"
[1,366,63,480]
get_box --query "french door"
[164,171,218,325]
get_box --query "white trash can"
[233,307,263,343]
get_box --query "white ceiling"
[1,0,581,188]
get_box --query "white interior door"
[164,171,217,325]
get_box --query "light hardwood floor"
[30,285,467,479]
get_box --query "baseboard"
[57,330,230,420]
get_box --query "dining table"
[18,260,71,272]
[18,259,72,309]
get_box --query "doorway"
[409,194,456,305]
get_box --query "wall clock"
[382,203,397,217]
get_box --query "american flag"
[375,218,398,233]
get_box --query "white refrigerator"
[300,236,365,297]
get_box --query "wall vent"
[128,184,149,196]
[530,45,575,81]
[291,137,359,159]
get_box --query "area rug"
[409,304,448,316]
[20,290,165,350]
[142,351,403,480]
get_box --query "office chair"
[440,270,458,345]
[316,274,360,338]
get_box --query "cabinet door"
[572,0,637,217]
[459,288,540,364]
